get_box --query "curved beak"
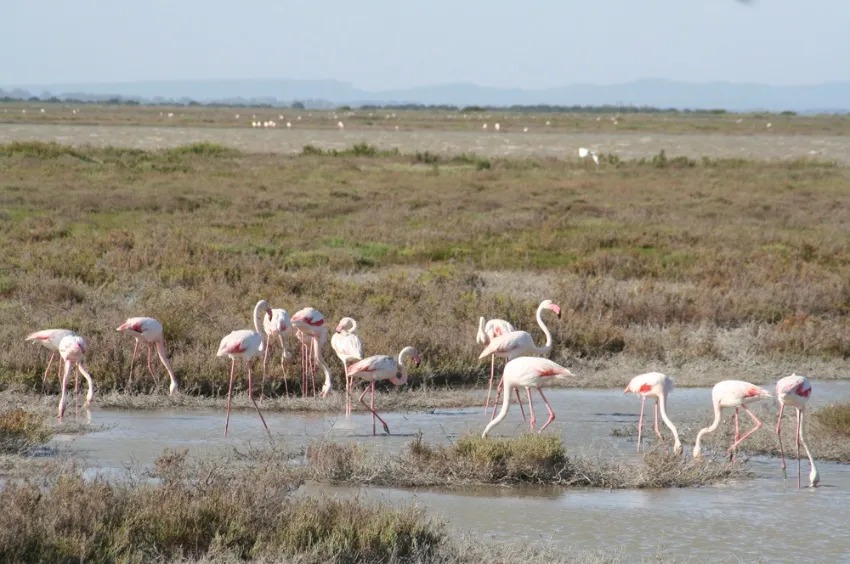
[266,309,273,320]
[414,355,421,366]
[623,386,630,394]
[552,304,562,319]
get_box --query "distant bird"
[116,317,179,396]
[346,346,420,435]
[56,335,95,420]
[480,300,562,420]
[25,328,76,391]
[578,147,599,166]
[337,121,344,129]
[523,127,528,133]
[775,374,819,488]
[693,380,773,460]
[624,372,682,455]
[494,123,500,131]
[286,122,292,128]
[291,307,327,397]
[215,300,273,437]
[482,357,575,437]
[261,307,293,399]
[331,317,365,416]
[482,124,488,129]
[476,317,516,414]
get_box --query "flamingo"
[476,316,515,414]
[624,372,682,455]
[215,300,272,437]
[25,328,75,391]
[480,299,562,421]
[56,335,95,420]
[116,317,179,395]
[775,374,819,488]
[578,147,600,166]
[291,307,326,397]
[261,307,293,399]
[346,346,420,435]
[331,317,365,416]
[693,380,773,461]
[482,357,574,437]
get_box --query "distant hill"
[2,78,849,113]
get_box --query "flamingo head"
[336,317,355,333]
[810,466,820,488]
[541,300,562,319]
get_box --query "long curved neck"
[390,350,409,386]
[657,392,681,453]
[155,340,179,394]
[349,319,358,333]
[531,304,553,355]
[694,400,723,455]
[798,410,818,484]
[253,303,265,335]
[476,317,487,345]
[482,381,512,437]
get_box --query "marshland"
[1,105,849,562]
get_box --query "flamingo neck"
[532,303,553,355]
[349,319,358,333]
[253,302,265,335]
[798,410,819,486]
[476,317,488,345]
[482,380,513,437]
[390,350,410,386]
[657,392,682,454]
[693,400,723,457]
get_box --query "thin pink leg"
[126,340,139,392]
[636,396,646,453]
[146,343,159,388]
[731,408,741,462]
[224,359,236,437]
[41,351,56,392]
[278,334,289,397]
[310,337,317,397]
[795,408,802,489]
[537,387,557,432]
[484,354,495,414]
[247,360,271,437]
[526,387,536,431]
[653,401,667,451]
[74,365,79,417]
[261,335,271,403]
[301,341,308,398]
[359,381,390,435]
[776,404,787,476]
[490,379,527,422]
[728,406,763,455]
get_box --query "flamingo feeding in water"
[693,380,773,461]
[624,372,682,455]
[476,316,515,414]
[331,317,365,416]
[25,328,76,391]
[116,317,179,395]
[261,307,293,399]
[775,374,819,488]
[480,299,562,421]
[291,307,326,397]
[215,300,272,437]
[346,346,420,435]
[56,334,95,420]
[482,357,574,437]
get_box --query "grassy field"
[0,139,849,401]
[3,102,850,135]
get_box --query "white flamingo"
[624,372,682,455]
[693,380,773,461]
[476,317,515,414]
[775,374,819,488]
[116,317,179,395]
[261,307,293,399]
[56,335,95,420]
[25,328,76,391]
[331,317,365,416]
[346,346,420,435]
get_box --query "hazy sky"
[2,0,847,90]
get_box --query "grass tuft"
[0,409,53,455]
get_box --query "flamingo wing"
[478,331,529,359]
[347,355,394,379]
[26,329,75,349]
[333,333,364,360]
[217,330,260,356]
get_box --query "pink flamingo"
[331,317,364,416]
[25,328,75,390]
[215,300,272,437]
[481,357,574,437]
[480,299,562,421]
[291,307,326,397]
[346,346,420,435]
[775,374,819,488]
[116,317,179,395]
[261,307,293,399]
[476,316,515,414]
[693,380,773,461]
[624,372,682,455]
[56,334,95,420]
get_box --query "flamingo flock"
[25,297,820,487]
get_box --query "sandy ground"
[2,123,849,162]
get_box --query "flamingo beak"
[266,309,273,320]
[414,355,421,366]
[552,304,562,319]
[623,386,630,394]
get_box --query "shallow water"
[48,379,850,562]
[3,123,850,163]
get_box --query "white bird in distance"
[578,147,599,167]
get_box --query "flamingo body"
[332,317,365,415]
[291,307,327,397]
[624,372,682,455]
[347,346,420,435]
[26,328,76,390]
[57,335,95,420]
[260,307,292,398]
[117,316,179,395]
[775,374,818,488]
[693,380,773,459]
[482,357,574,437]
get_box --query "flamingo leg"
[310,337,317,397]
[146,343,159,389]
[74,365,79,417]
[126,340,139,393]
[526,387,536,431]
[731,408,741,462]
[224,359,236,437]
[57,360,71,420]
[653,400,667,452]
[728,406,763,456]
[41,351,56,392]
[247,360,271,437]
[637,396,646,453]
[56,356,62,389]
[340,359,350,417]
[776,403,787,478]
[484,354,495,414]
[537,387,557,433]
[490,379,527,422]
[796,408,802,489]
[278,334,289,396]
[261,335,271,403]
[359,381,390,435]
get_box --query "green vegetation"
[0,408,53,455]
[814,403,850,436]
[0,141,849,397]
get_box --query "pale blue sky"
[1,0,847,90]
